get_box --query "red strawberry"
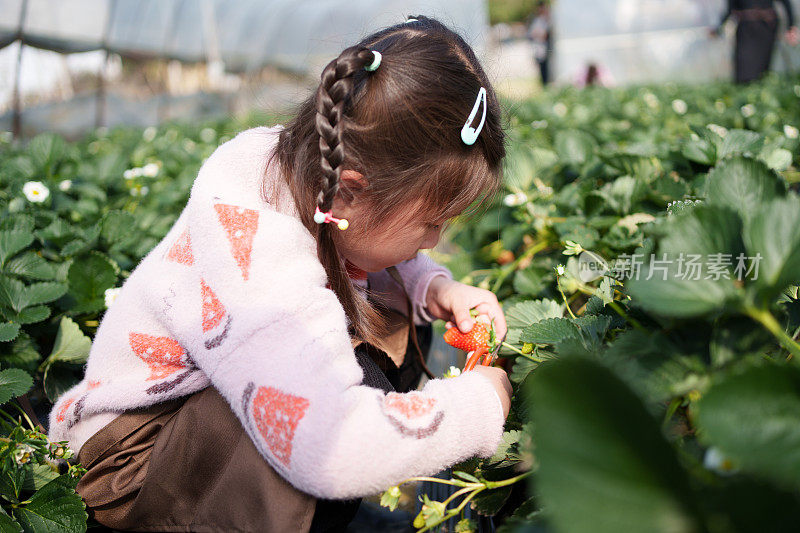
[443,323,490,352]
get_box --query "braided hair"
[264,15,507,354]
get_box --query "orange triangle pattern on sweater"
[55,396,76,423]
[200,279,226,333]
[214,203,259,280]
[129,332,187,380]
[251,385,310,467]
[383,392,437,419]
[166,227,194,265]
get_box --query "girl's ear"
[337,170,368,206]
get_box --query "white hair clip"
[405,18,418,23]
[461,86,487,145]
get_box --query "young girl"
[48,15,512,531]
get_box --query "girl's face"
[330,172,445,272]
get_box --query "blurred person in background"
[710,0,799,83]
[573,61,616,88]
[527,2,552,85]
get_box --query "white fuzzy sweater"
[47,125,505,499]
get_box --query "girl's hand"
[425,276,507,340]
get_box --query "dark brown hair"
[262,15,506,353]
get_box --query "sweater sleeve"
[368,254,454,326]
[167,143,505,500]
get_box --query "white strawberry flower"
[22,181,50,203]
[643,92,659,109]
[503,191,527,207]
[740,104,755,117]
[563,240,583,256]
[555,264,566,276]
[531,120,548,129]
[104,287,121,308]
[142,162,160,178]
[443,366,461,378]
[553,102,567,117]
[142,126,157,142]
[707,124,728,138]
[130,185,149,197]
[671,99,688,115]
[13,443,35,465]
[200,127,216,143]
[183,139,196,152]
[784,125,799,139]
[703,446,738,474]
[58,179,72,191]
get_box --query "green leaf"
[525,358,701,533]
[487,430,522,466]
[0,505,22,533]
[571,315,611,348]
[43,363,83,404]
[35,220,75,248]
[67,252,117,312]
[594,176,647,216]
[554,129,597,166]
[760,147,793,171]
[510,355,538,384]
[660,204,744,258]
[3,252,55,280]
[0,275,25,313]
[0,368,33,405]
[27,133,65,176]
[20,463,61,492]
[12,474,87,533]
[42,317,91,367]
[704,157,784,220]
[694,364,800,490]
[453,471,481,483]
[717,129,764,159]
[520,317,580,345]
[512,268,546,296]
[743,195,800,303]
[627,205,745,318]
[12,305,50,325]
[470,485,512,516]
[0,332,41,374]
[0,214,34,233]
[0,231,34,267]
[602,329,705,402]
[0,323,20,342]
[682,138,716,165]
[505,299,563,329]
[100,210,137,245]
[24,282,67,307]
[627,259,739,317]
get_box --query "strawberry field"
[1,73,800,532]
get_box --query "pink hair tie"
[313,206,349,230]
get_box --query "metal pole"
[11,0,28,140]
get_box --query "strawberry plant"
[382,73,800,532]
[3,73,800,531]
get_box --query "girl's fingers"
[452,307,475,333]
[471,302,508,339]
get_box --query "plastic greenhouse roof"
[0,0,490,74]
